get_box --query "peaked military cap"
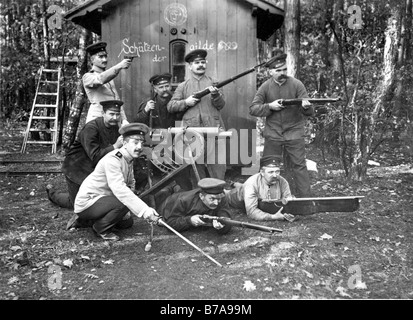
[86,41,107,56]
[184,49,207,63]
[149,73,172,85]
[100,99,123,111]
[198,178,226,195]
[260,155,282,169]
[119,123,149,139]
[267,49,287,69]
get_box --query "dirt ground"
[1,122,412,306]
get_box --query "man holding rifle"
[159,178,232,234]
[167,49,227,188]
[225,155,296,222]
[250,49,314,197]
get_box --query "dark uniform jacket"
[249,76,314,141]
[160,189,232,234]
[136,95,176,128]
[62,117,119,185]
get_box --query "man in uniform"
[72,123,160,241]
[225,155,296,222]
[159,178,232,235]
[167,49,227,188]
[83,41,131,125]
[136,73,176,128]
[249,49,314,197]
[47,100,124,210]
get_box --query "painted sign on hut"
[65,0,284,166]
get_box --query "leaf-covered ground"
[1,123,412,302]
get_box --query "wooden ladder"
[21,66,61,153]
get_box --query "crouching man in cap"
[159,178,232,234]
[225,155,296,222]
[72,123,160,241]
[47,100,125,210]
[83,41,132,125]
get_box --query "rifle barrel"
[280,98,341,106]
[203,215,282,233]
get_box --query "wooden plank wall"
[102,0,257,136]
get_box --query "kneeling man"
[72,123,160,241]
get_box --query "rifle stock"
[201,215,282,234]
[279,97,342,106]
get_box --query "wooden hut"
[65,0,284,167]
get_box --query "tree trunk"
[61,28,91,153]
[284,0,301,78]
[351,8,400,180]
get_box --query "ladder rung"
[32,116,57,120]
[29,128,57,132]
[25,141,55,145]
[34,104,57,108]
[42,69,59,73]
[38,92,58,96]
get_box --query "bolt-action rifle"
[201,215,282,234]
[278,97,342,106]
[191,56,281,100]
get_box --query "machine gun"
[192,56,280,100]
[278,97,342,106]
[201,215,282,234]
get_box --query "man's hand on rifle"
[185,95,200,108]
[208,86,220,97]
[269,99,285,111]
[190,215,207,227]
[301,99,311,110]
[145,207,162,224]
[144,100,156,113]
[212,219,224,230]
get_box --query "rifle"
[278,97,342,106]
[192,56,280,100]
[201,215,282,234]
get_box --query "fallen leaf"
[319,233,332,240]
[264,287,273,292]
[199,286,204,289]
[8,276,19,285]
[243,280,256,292]
[336,286,351,297]
[282,277,290,284]
[354,281,367,290]
[303,270,314,279]
[102,259,114,265]
[81,255,90,261]
[10,246,22,252]
[293,283,302,291]
[84,273,99,279]
[63,259,73,268]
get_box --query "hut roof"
[64,0,284,40]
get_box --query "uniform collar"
[272,76,289,86]
[118,146,134,163]
[91,65,104,73]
